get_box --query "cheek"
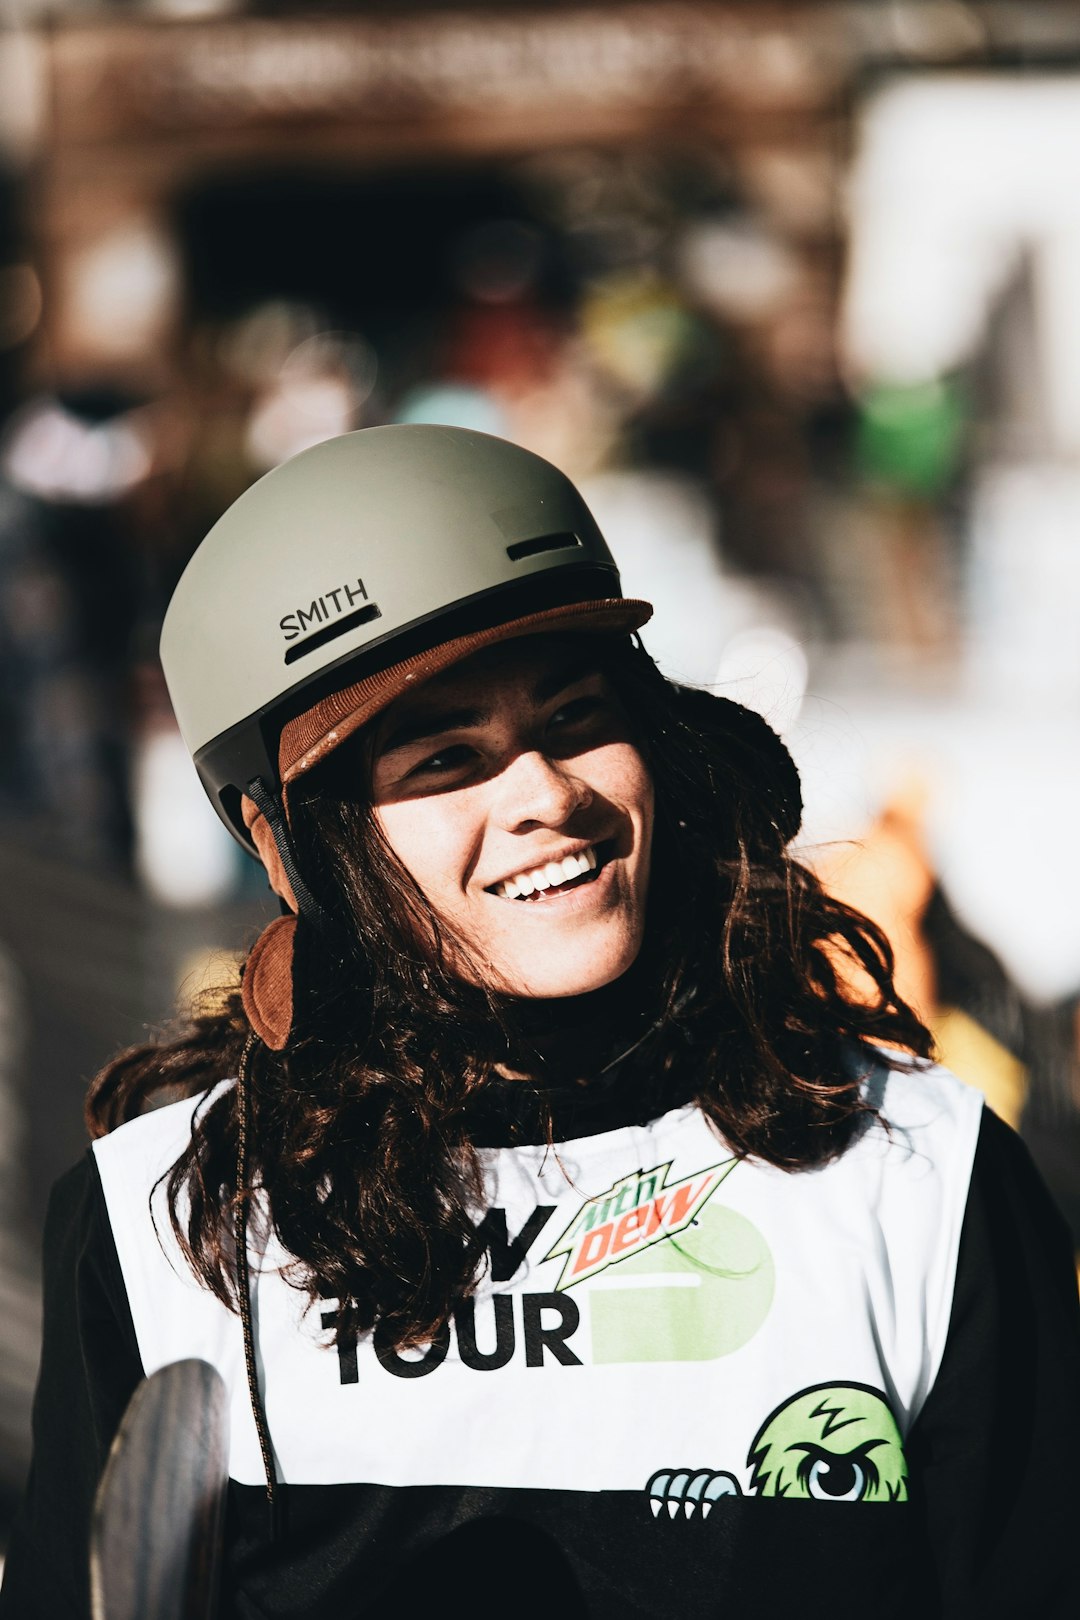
[597,744,654,848]
[372,801,472,912]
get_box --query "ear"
[241,793,299,913]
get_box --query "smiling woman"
[2,428,1077,1620]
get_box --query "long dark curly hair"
[87,636,931,1351]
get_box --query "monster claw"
[645,1463,743,1517]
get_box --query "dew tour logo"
[544,1158,737,1290]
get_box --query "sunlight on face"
[370,638,654,998]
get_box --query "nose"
[492,749,593,831]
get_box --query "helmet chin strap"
[245,776,328,926]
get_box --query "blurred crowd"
[1,0,1080,1543]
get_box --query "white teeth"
[493,845,602,898]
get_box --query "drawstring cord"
[235,1033,282,1539]
[246,775,328,926]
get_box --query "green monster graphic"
[748,1382,908,1502]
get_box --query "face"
[369,638,654,998]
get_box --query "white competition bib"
[94,1062,982,1498]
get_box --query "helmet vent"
[284,602,382,666]
[505,532,582,563]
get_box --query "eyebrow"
[533,655,599,704]
[376,705,489,758]
[375,655,604,760]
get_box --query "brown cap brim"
[278,596,652,786]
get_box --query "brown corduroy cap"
[240,594,653,1050]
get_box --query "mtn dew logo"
[544,1158,737,1290]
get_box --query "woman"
[3,427,1077,1619]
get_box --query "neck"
[497,947,662,1086]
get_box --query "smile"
[487,842,611,901]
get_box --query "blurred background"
[1,0,1080,1547]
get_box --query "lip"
[481,839,613,896]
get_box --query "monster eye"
[794,1442,881,1501]
[806,1454,865,1500]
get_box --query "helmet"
[160,425,651,851]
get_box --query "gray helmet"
[160,425,649,851]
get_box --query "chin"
[492,935,644,1000]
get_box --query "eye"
[551,694,600,722]
[548,693,616,737]
[806,1454,865,1501]
[794,1443,879,1502]
[407,743,477,780]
